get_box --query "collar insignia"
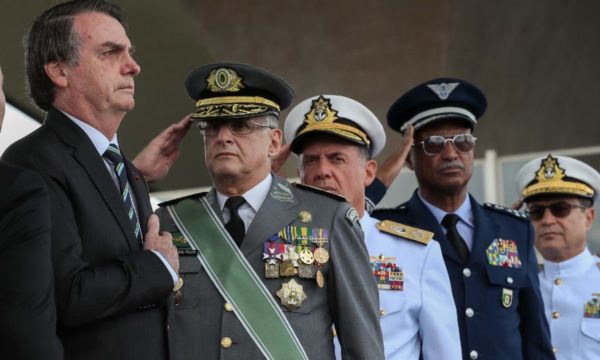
[427,82,459,100]
[206,67,244,93]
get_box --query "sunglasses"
[413,134,477,156]
[526,202,588,221]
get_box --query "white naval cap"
[516,154,600,203]
[284,95,386,157]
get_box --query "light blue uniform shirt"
[335,212,462,359]
[540,248,600,359]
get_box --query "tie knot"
[225,196,246,211]
[442,213,460,228]
[103,143,123,164]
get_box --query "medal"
[280,260,297,277]
[265,262,280,278]
[298,211,312,223]
[314,247,329,264]
[316,269,325,288]
[277,279,307,311]
[299,248,314,264]
[298,263,316,278]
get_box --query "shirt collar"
[61,110,118,156]
[543,247,596,277]
[418,191,474,228]
[216,173,273,212]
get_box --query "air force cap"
[387,77,487,134]
[284,95,386,157]
[185,62,294,121]
[516,154,600,203]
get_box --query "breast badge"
[502,288,513,308]
[486,238,522,268]
[370,254,404,290]
[584,294,600,318]
[277,279,307,311]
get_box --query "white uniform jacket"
[540,248,600,359]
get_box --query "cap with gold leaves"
[516,154,600,203]
[184,62,294,121]
[284,95,386,156]
[387,77,487,134]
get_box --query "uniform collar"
[417,191,474,229]
[543,248,596,277]
[216,173,273,212]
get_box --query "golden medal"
[276,279,307,311]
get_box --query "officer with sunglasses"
[372,78,554,360]
[516,154,600,359]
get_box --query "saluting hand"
[143,214,180,273]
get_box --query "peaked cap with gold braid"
[516,154,600,203]
[284,95,386,157]
[185,62,294,121]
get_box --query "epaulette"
[372,203,409,215]
[293,183,346,201]
[158,191,207,207]
[483,203,528,220]
[376,220,432,245]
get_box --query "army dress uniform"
[334,212,461,359]
[159,63,383,359]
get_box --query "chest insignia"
[584,294,600,318]
[486,238,522,268]
[370,254,404,291]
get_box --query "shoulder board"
[376,220,432,245]
[372,203,409,215]
[293,183,346,201]
[158,191,207,207]
[483,203,528,220]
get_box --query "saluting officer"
[284,94,461,359]
[157,63,383,359]
[516,154,600,359]
[372,78,555,360]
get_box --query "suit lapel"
[46,109,141,250]
[242,177,299,256]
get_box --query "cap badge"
[304,95,339,124]
[206,67,244,93]
[427,82,460,100]
[536,155,565,182]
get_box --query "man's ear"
[364,159,377,187]
[406,150,415,171]
[44,62,69,88]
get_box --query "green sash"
[167,198,308,360]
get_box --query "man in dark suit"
[371,78,555,360]
[158,63,384,359]
[0,68,63,359]
[1,2,179,359]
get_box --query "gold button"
[552,347,557,353]
[221,337,232,348]
[554,278,562,285]
[379,309,386,317]
[552,311,560,319]
[224,302,233,312]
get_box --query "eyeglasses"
[413,134,477,156]
[526,202,588,221]
[197,119,274,136]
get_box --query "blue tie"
[103,144,142,242]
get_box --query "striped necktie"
[103,144,142,242]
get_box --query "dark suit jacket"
[158,176,384,360]
[2,109,174,360]
[373,191,555,360]
[0,161,63,359]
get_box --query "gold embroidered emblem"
[206,67,244,93]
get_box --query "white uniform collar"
[543,248,596,277]
[216,173,273,212]
[61,110,118,156]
